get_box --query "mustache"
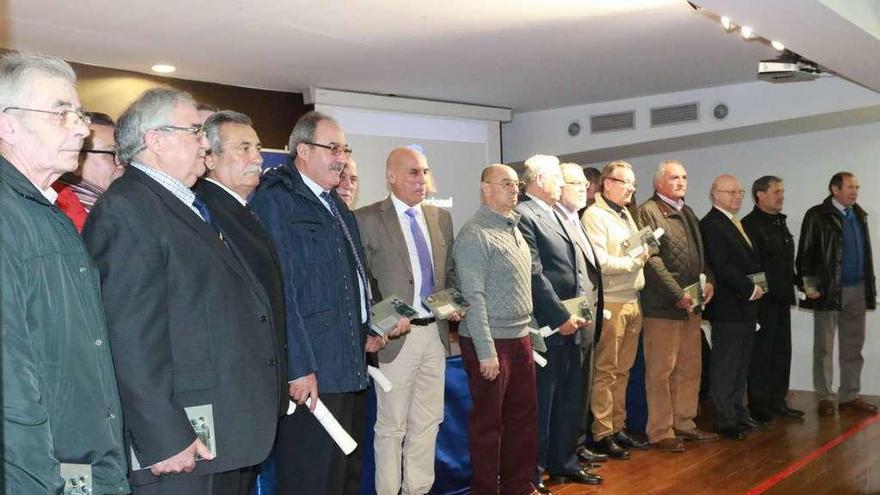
[242,164,262,175]
[329,161,346,172]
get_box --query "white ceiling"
[2,0,790,112]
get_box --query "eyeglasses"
[2,106,92,128]
[606,177,637,188]
[80,149,116,156]
[483,179,524,189]
[716,189,746,196]
[565,180,589,187]
[155,124,204,137]
[303,141,353,157]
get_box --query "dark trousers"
[275,390,367,495]
[460,336,537,495]
[132,467,257,495]
[748,303,792,415]
[536,344,585,479]
[709,321,755,429]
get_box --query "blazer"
[83,166,283,482]
[516,197,603,346]
[355,196,458,363]
[250,161,370,393]
[193,179,288,416]
[700,206,762,322]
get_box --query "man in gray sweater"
[454,164,539,495]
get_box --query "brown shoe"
[839,398,878,414]
[818,399,836,416]
[652,437,685,452]
[674,428,720,442]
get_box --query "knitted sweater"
[582,194,646,302]
[453,204,534,360]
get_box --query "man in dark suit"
[250,111,384,495]
[84,88,284,494]
[355,147,458,495]
[193,110,288,423]
[700,174,765,441]
[516,155,602,492]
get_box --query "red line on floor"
[745,413,880,495]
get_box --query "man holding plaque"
[355,147,458,495]
[516,156,602,491]
[796,172,876,416]
[637,160,718,452]
[582,160,650,459]
[700,174,765,440]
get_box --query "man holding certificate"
[355,147,459,495]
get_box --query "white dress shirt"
[391,194,435,317]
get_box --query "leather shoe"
[674,427,719,442]
[739,415,770,430]
[818,399,836,416]
[749,410,777,425]
[717,426,746,440]
[839,398,878,414]
[548,468,602,485]
[613,430,649,450]
[534,481,553,494]
[652,437,685,452]
[770,404,805,417]
[576,445,608,463]
[594,436,630,459]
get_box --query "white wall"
[595,121,880,395]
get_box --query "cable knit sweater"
[581,194,646,303]
[454,205,534,360]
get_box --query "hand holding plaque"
[748,272,769,294]
[621,227,665,258]
[370,295,417,336]
[423,288,469,320]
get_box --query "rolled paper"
[539,326,558,338]
[699,273,708,309]
[700,321,712,348]
[603,309,612,320]
[287,399,358,455]
[532,350,548,367]
[367,365,393,392]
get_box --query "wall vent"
[650,102,699,127]
[590,111,635,134]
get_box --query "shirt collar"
[41,185,58,204]
[526,193,554,213]
[714,205,736,220]
[390,193,421,217]
[602,194,624,213]
[205,178,248,206]
[657,192,684,210]
[831,198,848,212]
[300,171,329,199]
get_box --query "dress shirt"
[41,185,58,204]
[657,192,684,211]
[391,194,435,317]
[205,178,247,206]
[130,161,201,219]
[713,205,760,301]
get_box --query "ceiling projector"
[758,54,822,83]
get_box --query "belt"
[410,316,437,326]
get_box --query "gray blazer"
[355,196,458,363]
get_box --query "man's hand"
[365,334,387,353]
[806,290,821,299]
[150,438,214,476]
[289,373,318,412]
[702,282,715,305]
[676,293,695,310]
[449,312,463,322]
[479,357,500,381]
[750,285,764,301]
[559,315,587,336]
[637,248,651,264]
[386,318,411,338]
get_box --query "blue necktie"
[405,208,435,301]
[844,207,853,219]
[192,195,224,243]
[320,191,371,322]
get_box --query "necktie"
[321,191,371,321]
[192,195,224,243]
[405,208,436,300]
[844,207,853,219]
[731,215,753,248]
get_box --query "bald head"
[386,147,429,207]
[710,174,745,214]
[480,164,519,214]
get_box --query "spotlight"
[741,26,754,39]
[771,40,785,51]
[151,64,176,74]
[720,16,732,30]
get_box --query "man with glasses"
[1,52,129,495]
[251,111,380,495]
[53,112,123,231]
[516,156,602,493]
[700,174,765,440]
[454,164,540,495]
[84,88,284,494]
[581,160,650,460]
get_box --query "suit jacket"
[355,196,458,363]
[516,197,603,346]
[83,166,283,482]
[250,161,370,393]
[700,207,762,322]
[193,179,288,416]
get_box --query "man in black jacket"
[796,172,877,416]
[742,176,804,421]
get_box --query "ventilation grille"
[650,103,699,127]
[590,111,635,134]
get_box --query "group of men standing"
[2,50,877,495]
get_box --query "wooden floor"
[548,391,880,495]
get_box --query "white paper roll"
[603,309,612,320]
[532,350,548,367]
[287,399,358,455]
[539,326,558,338]
[367,365,393,392]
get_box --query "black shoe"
[576,445,609,463]
[749,410,777,424]
[613,430,649,450]
[770,405,805,418]
[548,468,602,486]
[739,415,771,430]
[594,436,630,459]
[534,481,553,494]
[717,426,746,440]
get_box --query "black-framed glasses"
[483,179,524,189]
[80,149,116,156]
[2,106,91,128]
[606,177,637,188]
[154,124,204,137]
[303,141,353,157]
